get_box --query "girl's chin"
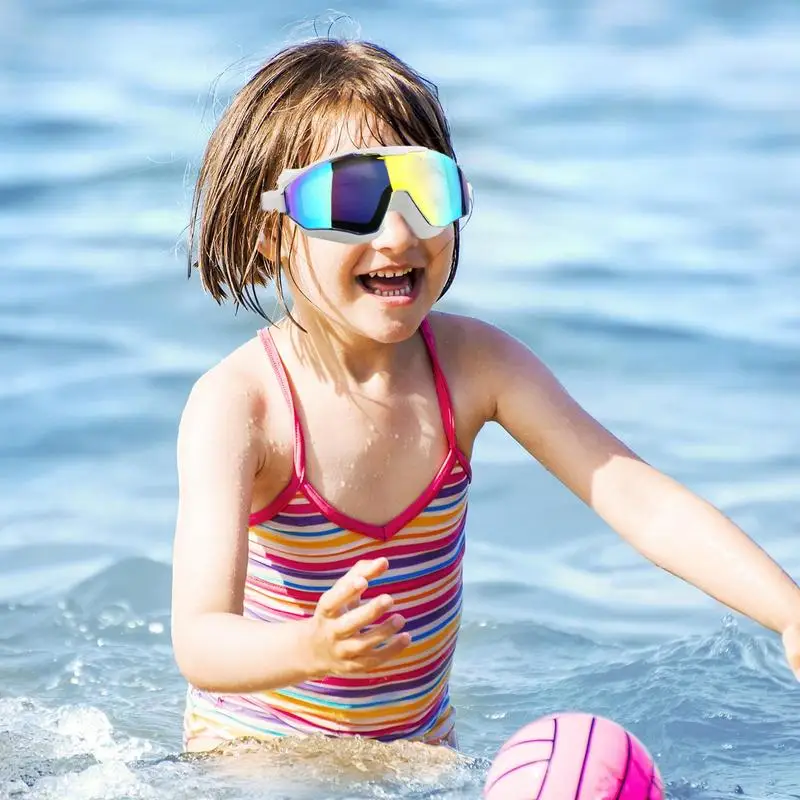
[348,308,431,344]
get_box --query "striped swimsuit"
[183,319,471,750]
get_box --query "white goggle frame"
[260,146,472,244]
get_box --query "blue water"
[2,1,800,798]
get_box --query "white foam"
[0,698,153,763]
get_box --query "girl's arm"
[170,369,318,693]
[469,320,800,642]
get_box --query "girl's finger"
[341,614,406,655]
[335,594,394,637]
[317,559,389,619]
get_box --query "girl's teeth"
[370,286,412,297]
[359,267,415,297]
[367,268,412,278]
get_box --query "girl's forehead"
[316,113,405,161]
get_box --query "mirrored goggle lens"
[283,151,469,234]
[384,150,469,227]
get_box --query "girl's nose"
[372,211,419,251]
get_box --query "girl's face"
[271,119,455,345]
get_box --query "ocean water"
[2,1,800,798]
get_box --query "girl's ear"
[257,223,291,267]
[256,230,275,260]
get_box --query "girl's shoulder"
[426,311,520,368]
[426,312,552,416]
[427,310,496,336]
[178,335,271,446]
[425,312,522,422]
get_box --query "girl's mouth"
[356,267,420,299]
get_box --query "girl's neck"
[278,311,420,389]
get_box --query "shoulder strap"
[257,328,305,480]
[419,319,457,450]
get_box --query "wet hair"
[187,38,462,322]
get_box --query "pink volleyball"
[483,712,664,800]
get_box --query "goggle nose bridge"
[377,190,446,238]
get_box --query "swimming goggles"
[260,146,473,243]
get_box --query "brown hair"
[187,38,462,321]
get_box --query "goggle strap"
[260,190,286,213]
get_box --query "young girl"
[171,38,800,754]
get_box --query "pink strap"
[257,328,306,480]
[258,321,459,483]
[419,319,458,451]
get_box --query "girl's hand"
[306,558,411,677]
[782,623,800,680]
